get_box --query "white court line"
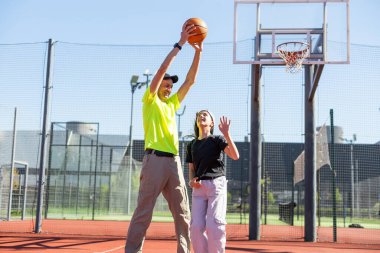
[94,244,125,253]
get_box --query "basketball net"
[277,42,310,73]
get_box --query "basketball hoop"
[277,42,310,73]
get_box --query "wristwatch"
[173,42,182,50]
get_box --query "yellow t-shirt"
[142,88,180,155]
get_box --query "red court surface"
[0,220,379,252]
[0,233,379,253]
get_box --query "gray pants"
[125,153,191,253]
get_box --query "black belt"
[198,175,222,181]
[145,149,175,158]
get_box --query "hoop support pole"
[253,64,261,102]
[308,64,324,101]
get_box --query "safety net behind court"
[0,41,379,244]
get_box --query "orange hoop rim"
[277,41,309,52]
[277,41,310,73]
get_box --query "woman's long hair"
[193,110,214,138]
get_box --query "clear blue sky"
[0,0,379,46]
[1,0,379,144]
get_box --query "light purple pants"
[190,176,227,253]
[125,154,191,253]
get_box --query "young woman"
[186,109,239,253]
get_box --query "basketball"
[185,18,208,44]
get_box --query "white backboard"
[233,0,350,65]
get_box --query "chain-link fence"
[0,40,379,243]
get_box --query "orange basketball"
[185,18,208,44]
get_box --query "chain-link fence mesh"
[0,40,379,243]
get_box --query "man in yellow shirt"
[125,22,202,253]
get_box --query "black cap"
[163,73,178,83]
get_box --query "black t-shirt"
[185,135,228,179]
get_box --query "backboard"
[233,0,350,65]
